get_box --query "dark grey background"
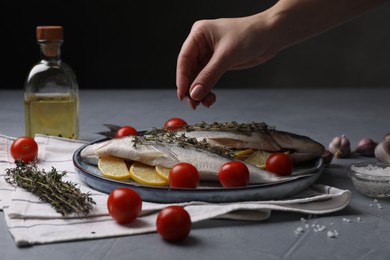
[3,0,390,90]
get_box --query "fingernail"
[190,84,207,100]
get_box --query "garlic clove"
[328,135,351,158]
[375,135,390,163]
[355,137,378,157]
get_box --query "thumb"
[189,56,226,101]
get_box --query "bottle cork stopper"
[36,26,63,41]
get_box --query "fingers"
[176,57,191,101]
[187,53,225,103]
[185,91,216,110]
[176,20,226,109]
[181,63,223,109]
[186,96,200,110]
[189,84,208,101]
[176,30,202,101]
[201,92,216,108]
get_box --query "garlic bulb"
[328,135,351,158]
[375,135,390,163]
[355,137,378,157]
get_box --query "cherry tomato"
[107,187,142,225]
[10,136,38,163]
[218,161,250,187]
[164,117,188,131]
[115,125,138,138]
[156,205,192,241]
[265,153,293,176]
[168,162,200,188]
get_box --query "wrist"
[264,0,389,50]
[243,12,285,60]
[261,3,310,51]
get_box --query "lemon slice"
[244,150,272,169]
[98,156,131,180]
[155,165,171,181]
[130,162,169,186]
[234,148,254,158]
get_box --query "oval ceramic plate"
[73,138,324,203]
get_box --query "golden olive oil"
[24,94,79,139]
[24,26,79,139]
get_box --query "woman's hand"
[176,13,278,109]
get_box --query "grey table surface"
[0,88,390,260]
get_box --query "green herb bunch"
[5,160,95,216]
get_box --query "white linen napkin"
[0,134,351,247]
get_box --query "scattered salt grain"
[371,199,383,209]
[294,213,366,238]
[327,230,339,238]
[313,225,326,232]
[342,218,351,223]
[294,227,304,235]
[374,199,381,208]
[318,226,326,232]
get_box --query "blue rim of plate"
[73,135,324,203]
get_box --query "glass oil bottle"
[24,26,79,139]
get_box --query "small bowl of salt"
[347,162,390,198]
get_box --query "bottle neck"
[39,40,62,62]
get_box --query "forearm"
[264,0,389,50]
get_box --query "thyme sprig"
[185,121,273,134]
[5,160,95,216]
[137,128,235,158]
[130,121,272,158]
